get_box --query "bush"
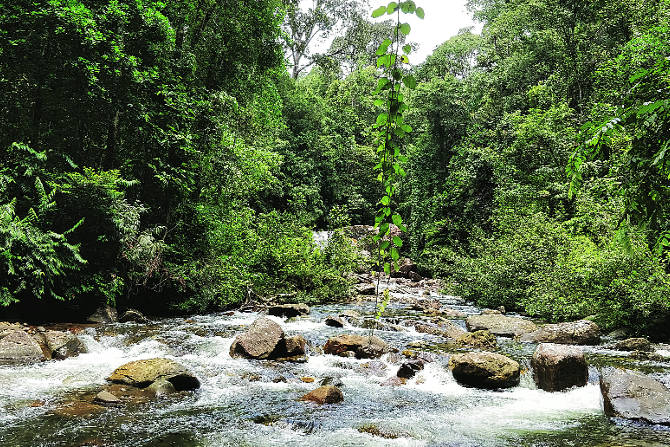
[443,213,670,334]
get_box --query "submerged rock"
[42,330,87,360]
[466,314,537,337]
[107,358,200,391]
[323,334,388,359]
[268,304,310,318]
[615,337,651,352]
[600,367,670,426]
[94,390,120,405]
[520,320,600,345]
[531,343,588,392]
[449,352,520,389]
[299,385,343,404]
[0,330,45,365]
[230,317,285,359]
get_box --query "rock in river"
[466,314,538,337]
[268,304,310,318]
[531,343,588,392]
[325,316,345,328]
[42,330,88,360]
[449,352,520,389]
[0,330,45,365]
[600,367,670,426]
[323,334,389,359]
[614,337,651,352]
[230,317,285,359]
[107,358,200,391]
[520,320,600,345]
[299,385,344,404]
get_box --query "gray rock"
[299,385,343,404]
[119,309,150,324]
[449,352,520,389]
[615,337,651,352]
[230,317,285,359]
[520,320,600,345]
[397,359,425,379]
[268,304,310,318]
[147,379,177,397]
[414,320,466,340]
[531,343,588,391]
[356,283,377,295]
[0,330,45,365]
[87,305,118,324]
[600,367,670,425]
[43,330,87,360]
[94,390,120,405]
[466,314,538,337]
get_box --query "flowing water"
[1,291,669,447]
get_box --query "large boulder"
[466,314,538,337]
[0,322,23,337]
[449,352,520,389]
[229,317,285,359]
[43,330,88,360]
[520,320,600,345]
[531,343,588,392]
[299,385,343,404]
[0,330,45,365]
[600,367,670,426]
[267,304,310,318]
[457,330,498,351]
[615,337,651,352]
[323,334,389,359]
[273,335,307,362]
[107,358,200,391]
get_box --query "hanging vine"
[370,2,423,322]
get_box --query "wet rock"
[147,379,177,397]
[410,298,441,313]
[43,330,87,360]
[629,350,665,361]
[358,424,407,439]
[299,385,343,404]
[230,317,285,359]
[119,309,150,324]
[520,320,600,345]
[87,305,118,324]
[323,334,389,359]
[359,360,388,376]
[319,376,344,387]
[531,343,588,392]
[440,307,467,318]
[107,358,200,391]
[466,314,538,337]
[356,283,377,295]
[0,330,45,365]
[52,401,105,418]
[600,367,670,426]
[457,330,498,351]
[301,377,315,383]
[274,335,307,362]
[615,338,651,352]
[94,390,120,405]
[607,328,629,339]
[380,376,407,387]
[449,352,520,389]
[325,316,345,328]
[397,359,425,379]
[414,320,466,340]
[393,258,420,280]
[267,304,310,318]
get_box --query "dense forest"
[1,0,669,337]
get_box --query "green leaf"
[374,98,385,107]
[392,236,403,248]
[416,7,425,19]
[401,124,412,133]
[402,75,417,89]
[380,195,390,205]
[387,2,398,13]
[390,247,400,261]
[376,113,388,126]
[402,44,412,54]
[399,23,411,35]
[392,214,403,226]
[384,263,391,275]
[372,6,387,18]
